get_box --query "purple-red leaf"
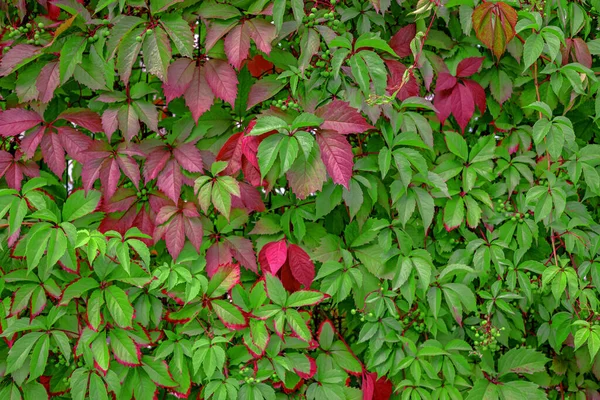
[204,59,239,106]
[389,24,416,58]
[0,108,42,137]
[316,130,354,189]
[224,24,251,70]
[36,61,60,103]
[58,108,104,133]
[184,66,215,123]
[455,57,484,78]
[315,100,374,134]
[287,244,315,289]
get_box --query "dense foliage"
[2,0,600,398]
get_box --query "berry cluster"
[470,320,504,352]
[123,182,151,201]
[270,98,300,111]
[88,20,111,42]
[306,48,332,78]
[497,199,529,223]
[5,21,46,46]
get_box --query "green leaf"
[105,285,134,328]
[63,190,101,221]
[523,33,544,71]
[249,116,288,136]
[497,348,549,375]
[286,290,326,307]
[445,131,469,161]
[6,332,44,374]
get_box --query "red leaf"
[58,108,104,132]
[231,182,265,213]
[41,131,66,176]
[463,79,486,114]
[101,108,120,141]
[157,159,183,203]
[247,19,276,56]
[244,54,274,78]
[206,241,233,277]
[389,24,416,58]
[224,24,251,70]
[385,60,419,101]
[433,89,452,126]
[450,83,475,133]
[172,142,203,173]
[204,59,239,106]
[0,44,40,76]
[562,38,593,68]
[162,58,195,104]
[455,57,484,78]
[258,240,287,275]
[184,66,215,123]
[316,130,354,189]
[165,214,185,259]
[287,244,315,289]
[216,132,244,174]
[57,126,93,163]
[99,158,121,200]
[315,100,374,134]
[362,372,393,400]
[436,73,457,92]
[0,108,42,137]
[20,126,44,159]
[36,61,60,103]
[183,215,203,252]
[225,236,257,273]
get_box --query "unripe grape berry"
[38,22,44,28]
[146,29,153,35]
[136,36,142,42]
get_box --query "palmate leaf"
[472,2,518,59]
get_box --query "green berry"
[34,40,40,45]
[103,30,110,37]
[136,36,142,42]
[38,22,44,28]
[360,317,365,322]
[311,7,317,12]
[281,105,287,110]
[350,309,356,315]
[26,23,32,28]
[146,29,153,35]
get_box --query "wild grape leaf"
[362,372,393,400]
[315,100,374,134]
[224,236,258,273]
[216,122,267,187]
[224,24,251,70]
[287,244,315,289]
[0,150,40,190]
[472,2,517,59]
[57,108,104,133]
[162,58,195,103]
[0,108,43,137]
[286,146,326,200]
[389,24,416,58]
[246,19,276,56]
[562,38,592,68]
[143,27,171,81]
[316,130,354,189]
[142,139,203,203]
[184,66,216,123]
[36,61,60,103]
[160,14,194,58]
[206,241,233,277]
[154,202,203,259]
[204,59,239,105]
[258,239,287,275]
[100,187,170,244]
[434,59,486,132]
[385,60,419,100]
[0,44,40,76]
[82,141,143,199]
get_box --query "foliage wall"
[1,0,600,398]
